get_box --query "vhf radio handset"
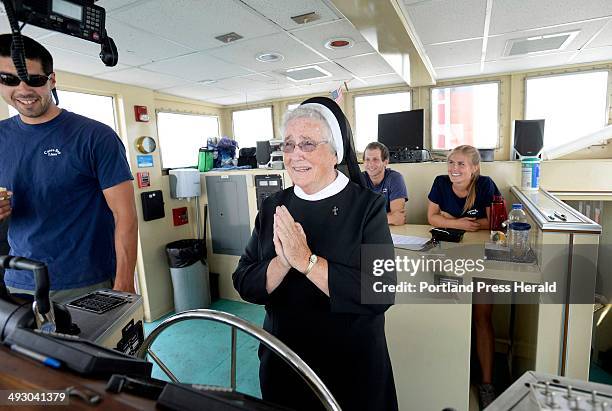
[1,0,118,82]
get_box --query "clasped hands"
[440,210,480,231]
[273,205,311,273]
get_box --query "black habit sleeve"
[328,194,396,315]
[232,210,271,305]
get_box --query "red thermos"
[490,195,508,231]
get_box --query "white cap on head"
[299,103,344,164]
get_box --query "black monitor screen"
[377,109,424,150]
[514,119,544,157]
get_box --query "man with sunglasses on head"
[0,34,138,303]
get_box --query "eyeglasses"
[280,140,328,153]
[0,72,52,87]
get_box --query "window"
[354,92,411,152]
[157,112,219,169]
[525,71,609,151]
[8,89,117,131]
[431,82,499,150]
[232,107,274,148]
[287,103,300,111]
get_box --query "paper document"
[391,234,430,250]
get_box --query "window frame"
[352,89,413,153]
[156,110,220,171]
[429,80,502,152]
[523,69,610,151]
[286,101,301,112]
[231,105,275,148]
[8,87,119,132]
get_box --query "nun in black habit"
[232,97,398,411]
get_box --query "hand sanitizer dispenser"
[169,169,201,199]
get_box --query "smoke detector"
[285,65,331,82]
[256,52,284,63]
[503,31,579,56]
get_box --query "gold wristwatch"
[304,254,318,276]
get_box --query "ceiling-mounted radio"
[12,0,107,44]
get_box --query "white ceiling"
[0,0,611,105]
[0,0,395,105]
[400,0,612,80]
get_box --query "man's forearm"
[387,210,406,225]
[114,216,138,291]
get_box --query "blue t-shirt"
[363,169,408,212]
[428,175,499,219]
[0,110,133,290]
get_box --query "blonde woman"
[427,144,500,409]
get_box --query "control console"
[389,148,431,163]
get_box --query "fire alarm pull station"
[172,207,188,226]
[137,172,150,188]
[134,105,149,122]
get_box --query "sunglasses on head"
[0,72,51,87]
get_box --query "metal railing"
[136,309,341,411]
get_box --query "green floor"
[143,299,612,401]
[143,299,265,398]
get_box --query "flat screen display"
[514,119,544,156]
[377,109,424,150]
[52,0,82,21]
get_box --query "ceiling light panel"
[485,20,605,61]
[504,31,578,56]
[281,62,351,84]
[285,65,331,82]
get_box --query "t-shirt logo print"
[43,148,62,157]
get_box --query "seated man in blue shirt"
[362,142,408,225]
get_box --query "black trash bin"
[165,239,210,312]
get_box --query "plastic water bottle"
[508,204,527,225]
[507,204,530,257]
